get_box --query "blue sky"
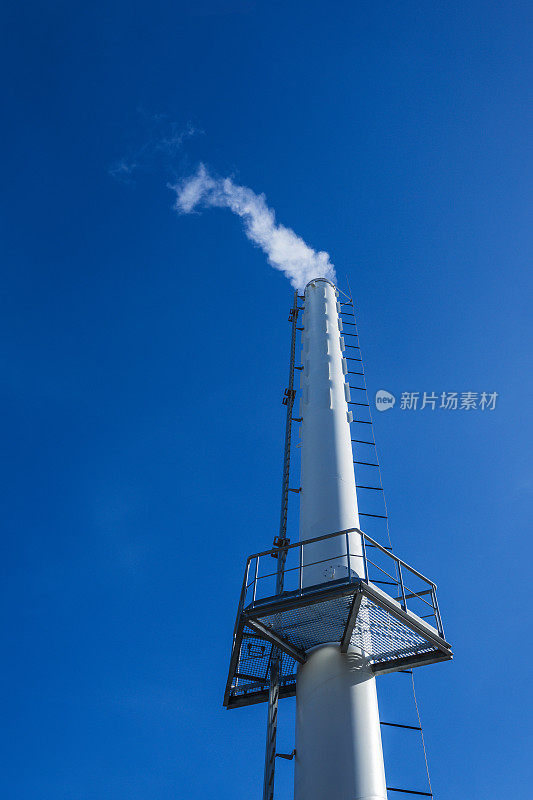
[1,0,532,798]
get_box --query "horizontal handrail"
[245,527,358,561]
[396,587,435,609]
[247,553,366,585]
[240,527,444,638]
[365,558,401,586]
[244,527,436,588]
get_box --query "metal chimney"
[223,280,452,800]
[295,277,387,799]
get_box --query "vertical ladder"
[338,282,434,799]
[262,291,301,800]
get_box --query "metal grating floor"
[224,578,452,708]
[259,595,353,652]
[350,596,437,663]
[255,593,436,664]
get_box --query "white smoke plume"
[170,164,336,290]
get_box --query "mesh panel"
[229,625,297,701]
[351,597,436,661]
[259,596,353,651]
[254,591,439,664]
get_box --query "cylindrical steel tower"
[295,278,388,800]
[223,278,451,797]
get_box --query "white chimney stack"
[295,278,388,800]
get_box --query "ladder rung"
[275,749,296,761]
[346,357,363,362]
[344,345,360,349]
[342,321,357,326]
[351,420,372,424]
[359,512,388,519]
[354,461,379,466]
[349,402,370,407]
[352,439,375,445]
[381,721,422,731]
[349,386,366,391]
[387,789,432,797]
[357,486,384,491]
[367,545,393,550]
[347,371,364,376]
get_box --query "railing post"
[361,532,368,582]
[299,543,303,594]
[397,561,407,611]
[345,532,351,580]
[432,585,444,638]
[252,556,259,604]
[240,560,251,615]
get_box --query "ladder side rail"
[342,280,434,799]
[263,291,300,800]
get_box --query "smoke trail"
[170,164,336,290]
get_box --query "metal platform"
[224,528,452,709]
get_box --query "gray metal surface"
[223,528,452,709]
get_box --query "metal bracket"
[288,307,299,322]
[282,388,296,405]
[275,749,296,761]
[271,536,290,557]
[273,535,290,548]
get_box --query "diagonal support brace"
[340,590,363,652]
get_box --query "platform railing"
[240,528,445,639]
